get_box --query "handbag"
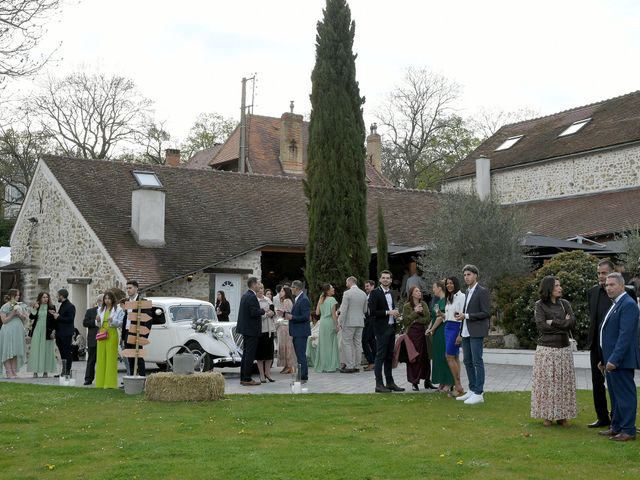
[559,299,578,352]
[96,330,108,341]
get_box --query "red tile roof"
[446,90,640,179]
[185,144,223,170]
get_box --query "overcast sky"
[11,0,640,146]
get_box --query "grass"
[0,385,638,479]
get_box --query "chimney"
[165,148,181,167]
[279,104,304,174]
[131,171,165,247]
[475,156,491,201]
[366,123,382,173]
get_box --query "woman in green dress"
[95,292,124,389]
[0,289,29,378]
[313,283,340,373]
[27,292,57,377]
[426,280,454,392]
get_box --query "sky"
[9,0,640,147]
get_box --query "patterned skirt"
[530,345,577,420]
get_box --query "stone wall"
[11,164,125,305]
[442,143,640,204]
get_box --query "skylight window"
[495,135,523,151]
[132,171,162,188]
[558,118,591,137]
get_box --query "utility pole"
[239,75,256,173]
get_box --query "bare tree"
[376,67,474,189]
[471,107,539,140]
[139,120,171,164]
[0,0,62,81]
[30,72,153,159]
[181,112,236,160]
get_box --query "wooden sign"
[121,348,148,358]
[127,335,150,346]
[128,325,150,335]
[124,300,152,310]
[128,312,151,322]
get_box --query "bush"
[497,251,598,349]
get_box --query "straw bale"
[145,372,225,401]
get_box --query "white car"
[134,297,243,371]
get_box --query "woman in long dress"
[531,275,577,426]
[27,291,57,377]
[401,286,431,391]
[426,280,454,392]
[313,283,340,373]
[0,289,29,378]
[276,286,296,374]
[95,292,124,389]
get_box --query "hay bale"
[145,371,225,401]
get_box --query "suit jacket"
[600,292,640,369]
[55,299,76,337]
[461,283,491,337]
[588,284,637,348]
[289,292,311,337]
[368,286,398,336]
[82,306,99,348]
[338,286,367,328]
[236,289,264,337]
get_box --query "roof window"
[132,171,162,188]
[495,135,523,151]
[558,118,591,137]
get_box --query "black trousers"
[362,320,376,364]
[128,355,146,376]
[374,326,396,385]
[84,345,97,382]
[590,347,610,422]
[56,334,73,375]
[240,335,260,382]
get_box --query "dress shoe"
[412,383,419,391]
[464,393,484,405]
[339,367,350,373]
[375,384,391,393]
[587,419,610,428]
[83,381,92,386]
[598,428,620,437]
[456,391,473,401]
[386,383,405,392]
[424,382,438,390]
[609,433,636,442]
[240,380,261,386]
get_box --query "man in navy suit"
[598,272,640,441]
[236,277,273,386]
[281,280,311,382]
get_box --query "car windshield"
[170,305,215,323]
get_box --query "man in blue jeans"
[454,265,491,405]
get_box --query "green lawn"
[0,384,638,479]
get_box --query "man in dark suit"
[597,272,640,441]
[586,259,637,428]
[237,277,273,386]
[282,280,311,382]
[122,280,153,377]
[82,294,103,385]
[53,288,76,377]
[454,264,491,405]
[368,270,405,393]
[361,280,377,371]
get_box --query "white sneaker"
[464,393,484,405]
[456,391,473,401]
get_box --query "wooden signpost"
[123,300,153,377]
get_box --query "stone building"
[442,90,640,205]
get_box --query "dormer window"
[495,135,523,151]
[132,171,162,188]
[558,118,591,137]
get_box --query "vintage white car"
[138,297,243,371]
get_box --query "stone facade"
[442,143,640,204]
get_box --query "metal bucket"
[166,345,197,375]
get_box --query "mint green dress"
[27,306,57,374]
[313,297,340,373]
[0,302,26,372]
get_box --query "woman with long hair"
[426,280,454,392]
[531,275,577,427]
[444,276,466,397]
[215,291,230,322]
[94,292,124,389]
[276,286,296,374]
[255,283,276,382]
[0,289,29,378]
[314,283,340,373]
[27,291,57,378]
[401,286,431,391]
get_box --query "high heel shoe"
[448,387,465,398]
[266,376,275,383]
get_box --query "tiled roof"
[445,90,640,179]
[42,155,436,289]
[185,144,223,170]
[205,114,392,186]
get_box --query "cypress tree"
[304,0,369,298]
[376,204,389,276]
